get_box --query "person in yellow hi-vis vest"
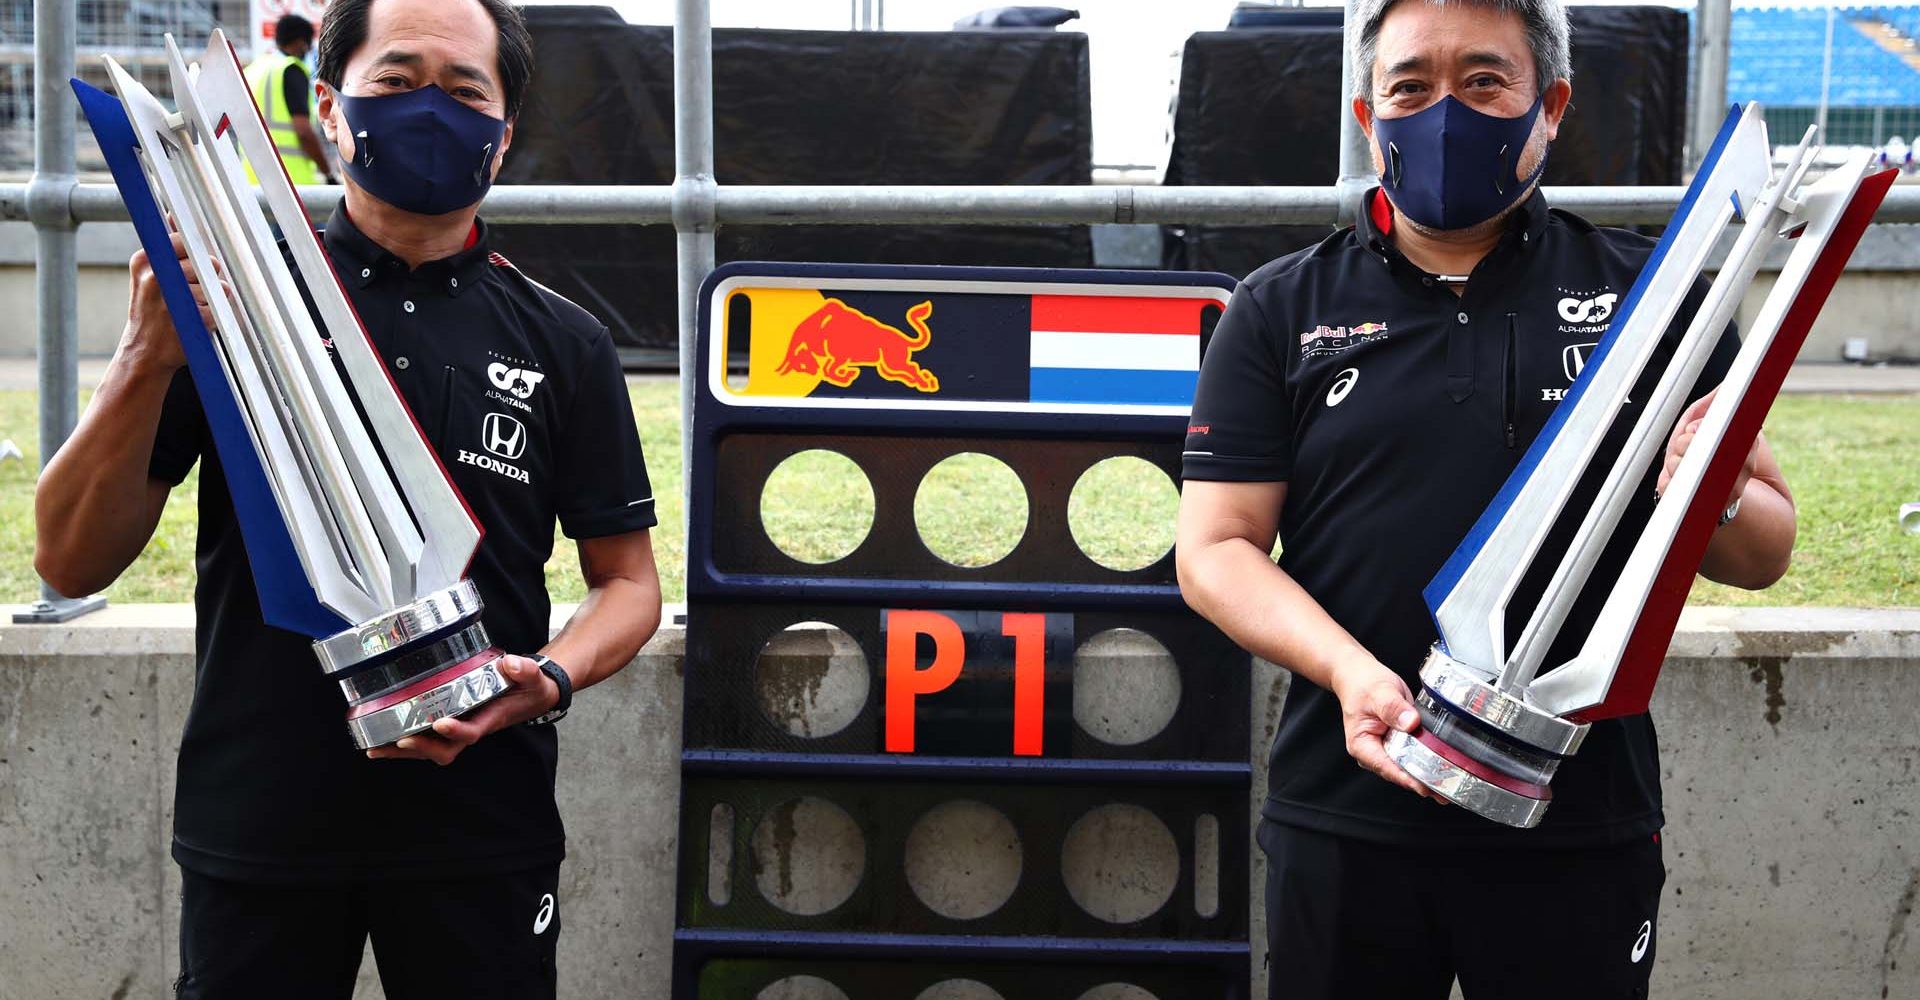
[244,15,337,186]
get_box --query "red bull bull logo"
[775,298,940,393]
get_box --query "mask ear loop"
[475,143,496,187]
[1388,141,1404,187]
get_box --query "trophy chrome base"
[344,650,508,749]
[1385,648,1592,829]
[314,581,512,749]
[1385,728,1551,829]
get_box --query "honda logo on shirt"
[1563,342,1597,382]
[483,412,527,460]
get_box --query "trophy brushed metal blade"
[1387,104,1896,826]
[188,32,483,597]
[77,33,509,748]
[1424,105,1773,681]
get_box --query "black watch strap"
[527,654,573,726]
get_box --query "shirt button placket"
[392,284,418,376]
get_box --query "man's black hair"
[274,14,314,50]
[315,0,533,119]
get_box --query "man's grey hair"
[1351,0,1571,103]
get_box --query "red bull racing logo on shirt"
[1300,321,1390,358]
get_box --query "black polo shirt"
[149,206,655,883]
[1184,189,1738,849]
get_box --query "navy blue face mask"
[335,85,507,217]
[1372,94,1547,231]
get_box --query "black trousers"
[176,864,561,1000]
[1261,820,1665,1000]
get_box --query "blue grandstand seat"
[1721,5,1920,106]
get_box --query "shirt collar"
[1511,186,1552,243]
[322,203,492,298]
[1354,186,1552,274]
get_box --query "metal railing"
[15,0,103,622]
[26,0,1914,619]
[673,0,714,497]
[28,180,1920,228]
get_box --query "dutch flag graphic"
[1026,295,1207,408]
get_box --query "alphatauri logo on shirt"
[1556,286,1617,336]
[488,362,546,399]
[485,351,547,412]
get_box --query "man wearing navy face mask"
[1174,0,1796,997]
[32,1,662,996]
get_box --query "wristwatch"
[526,654,573,726]
[1717,495,1742,528]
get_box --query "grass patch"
[544,380,684,603]
[760,449,876,565]
[1688,394,1920,607]
[914,452,1030,568]
[1068,455,1182,572]
[4,386,1916,609]
[0,388,201,604]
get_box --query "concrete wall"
[1726,216,1920,360]
[1,604,1918,1000]
[6,221,1920,364]
[0,221,145,358]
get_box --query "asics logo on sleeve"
[1629,919,1652,963]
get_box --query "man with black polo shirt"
[1174,0,1796,997]
[33,1,660,996]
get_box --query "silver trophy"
[1384,105,1896,827]
[76,32,508,749]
